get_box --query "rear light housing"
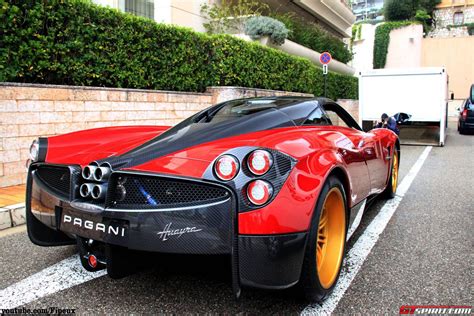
[462,109,468,120]
[214,155,239,181]
[247,180,273,206]
[28,137,47,162]
[247,150,273,176]
[29,139,39,161]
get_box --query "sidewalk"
[0,185,26,207]
[0,185,26,230]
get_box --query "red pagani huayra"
[26,97,399,301]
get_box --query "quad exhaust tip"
[81,164,111,199]
[82,165,97,180]
[79,183,94,198]
[91,184,107,200]
[80,183,107,200]
[93,166,111,182]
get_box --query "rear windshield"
[466,100,474,110]
[202,99,301,123]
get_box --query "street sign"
[320,52,331,98]
[323,64,328,75]
[319,52,332,65]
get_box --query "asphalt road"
[0,126,472,315]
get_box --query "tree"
[419,0,442,15]
[384,0,417,21]
[384,0,441,22]
[418,0,441,29]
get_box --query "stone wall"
[428,6,474,38]
[0,83,312,188]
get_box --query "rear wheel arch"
[327,166,351,222]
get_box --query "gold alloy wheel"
[316,187,346,289]
[391,151,399,193]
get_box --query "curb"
[0,203,26,230]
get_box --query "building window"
[125,0,154,20]
[453,11,464,26]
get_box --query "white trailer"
[358,68,448,146]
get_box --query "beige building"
[92,0,207,31]
[92,0,355,38]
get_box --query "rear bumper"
[27,165,307,289]
[459,120,474,130]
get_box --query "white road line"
[302,146,432,316]
[0,255,106,309]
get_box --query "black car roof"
[103,96,333,168]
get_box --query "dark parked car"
[457,98,474,134]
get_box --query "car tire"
[298,176,347,302]
[383,148,399,199]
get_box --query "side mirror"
[456,107,461,112]
[450,93,455,100]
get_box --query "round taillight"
[88,255,98,268]
[247,180,273,206]
[247,150,273,176]
[214,155,239,181]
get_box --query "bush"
[468,23,474,35]
[244,16,288,45]
[272,13,352,64]
[415,9,431,32]
[447,23,474,35]
[200,0,269,34]
[0,0,358,100]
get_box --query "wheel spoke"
[319,211,328,229]
[318,232,327,245]
[316,247,322,268]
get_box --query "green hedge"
[373,21,414,69]
[0,0,358,100]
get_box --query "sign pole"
[320,52,332,99]
[323,65,328,98]
[324,74,327,98]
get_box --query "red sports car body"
[26,97,399,301]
